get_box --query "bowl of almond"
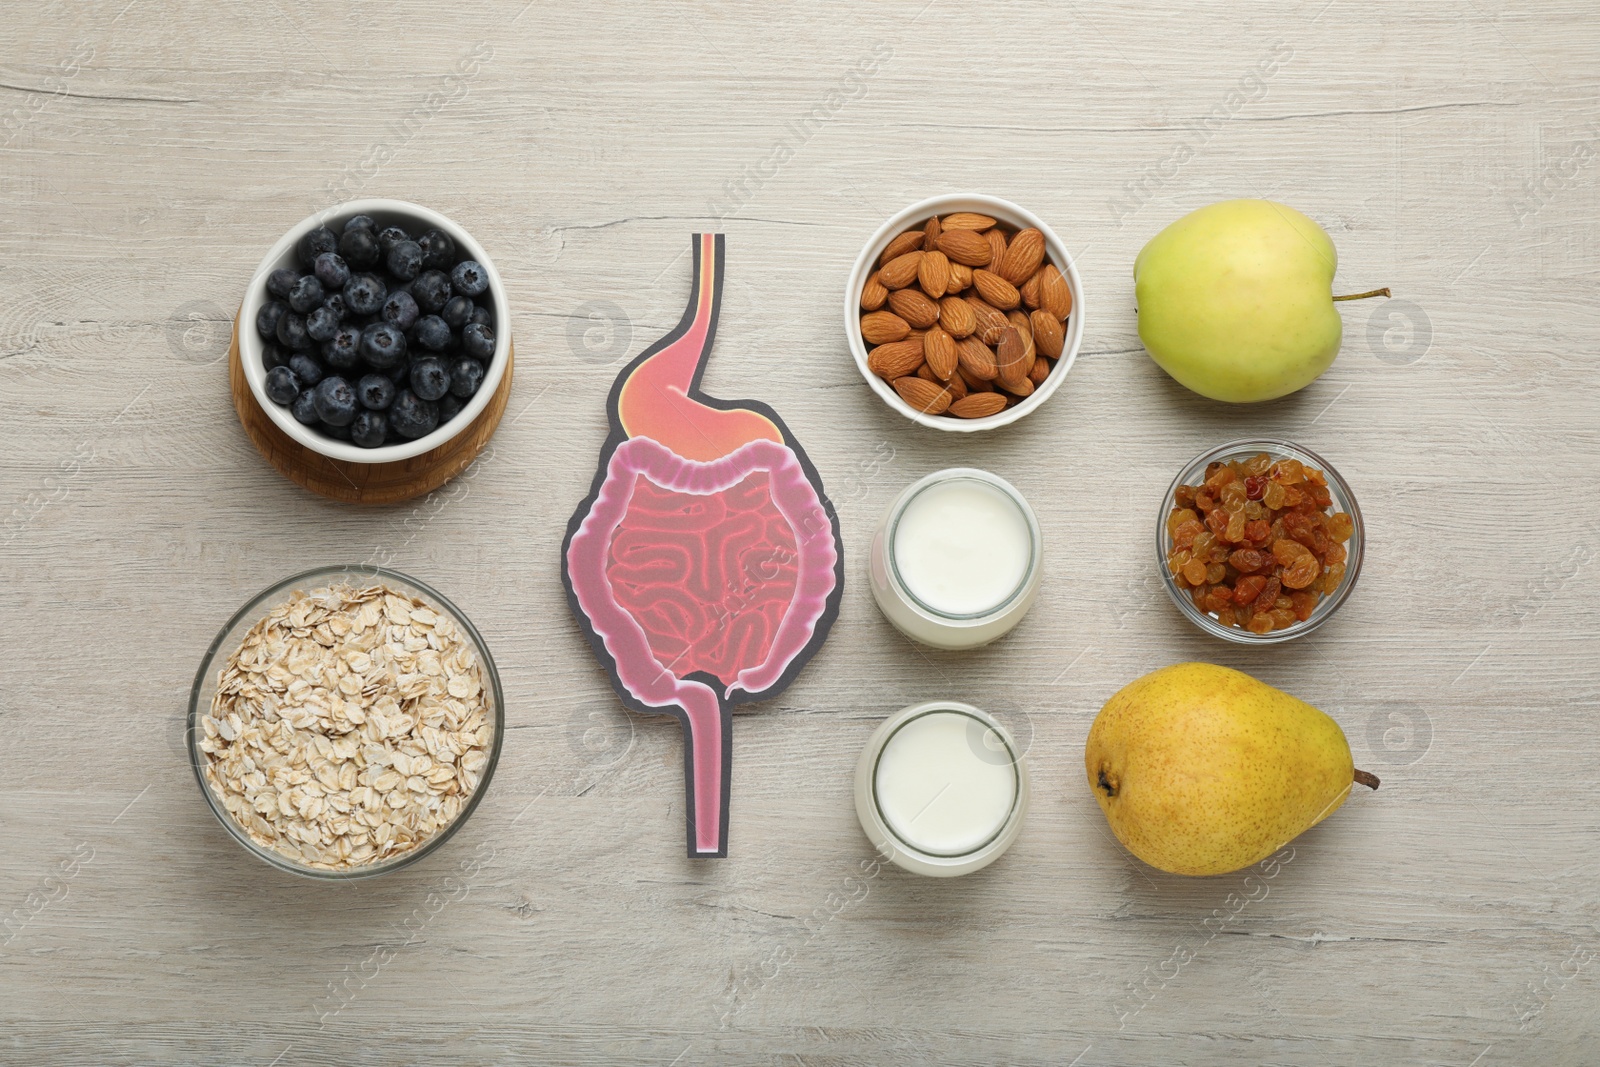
[846,195,1082,431]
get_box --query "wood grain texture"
[228,316,514,505]
[2,1,1599,1065]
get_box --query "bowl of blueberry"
[240,198,509,461]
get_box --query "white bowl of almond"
[187,566,502,879]
[845,195,1083,431]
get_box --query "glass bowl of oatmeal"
[186,565,503,879]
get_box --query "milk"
[893,477,1032,616]
[868,469,1042,649]
[874,710,1018,855]
[854,701,1032,877]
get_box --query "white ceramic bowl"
[845,194,1084,432]
[238,198,511,464]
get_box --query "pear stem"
[1353,769,1380,790]
[1332,288,1392,302]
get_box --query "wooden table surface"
[4,2,1598,1064]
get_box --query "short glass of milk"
[868,468,1043,649]
[854,701,1031,877]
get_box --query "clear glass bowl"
[1156,439,1364,645]
[187,565,504,879]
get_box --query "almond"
[868,339,925,380]
[917,250,950,299]
[998,371,1036,396]
[995,326,1033,387]
[887,288,939,329]
[973,270,1020,311]
[879,250,924,290]
[947,261,973,292]
[1006,310,1036,364]
[958,364,994,392]
[860,271,888,312]
[923,214,941,246]
[1019,269,1041,309]
[1030,309,1064,357]
[1028,355,1051,384]
[966,296,1011,344]
[998,374,1034,398]
[939,296,977,338]
[955,334,999,380]
[860,310,910,345]
[1006,309,1032,341]
[941,212,996,231]
[1039,263,1073,320]
[943,368,967,400]
[985,229,1008,272]
[880,230,924,266]
[936,229,992,267]
[997,227,1046,285]
[949,392,1008,419]
[923,325,958,381]
[893,375,953,414]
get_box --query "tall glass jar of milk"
[868,468,1043,650]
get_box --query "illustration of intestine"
[562,234,843,857]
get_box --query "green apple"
[1134,199,1387,403]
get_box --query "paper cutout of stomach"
[562,234,843,857]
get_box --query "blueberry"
[448,357,485,398]
[313,375,358,426]
[438,393,465,424]
[342,214,376,234]
[387,240,423,281]
[276,311,313,351]
[389,390,439,439]
[322,420,353,441]
[339,226,380,270]
[411,270,451,313]
[360,322,407,370]
[350,408,389,448]
[321,292,348,320]
[413,315,451,351]
[345,273,387,316]
[264,365,300,405]
[323,325,362,370]
[288,275,325,314]
[461,322,495,361]
[388,362,411,386]
[441,295,473,331]
[469,304,494,328]
[288,353,324,387]
[266,268,300,299]
[313,251,350,291]
[451,260,489,297]
[409,356,451,401]
[381,290,419,331]
[356,373,396,410]
[261,343,289,371]
[290,388,319,425]
[308,306,342,343]
[256,299,288,341]
[377,225,410,253]
[296,226,338,268]
[418,228,456,271]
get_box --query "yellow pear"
[1084,663,1378,876]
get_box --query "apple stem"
[1353,769,1380,790]
[1332,288,1392,302]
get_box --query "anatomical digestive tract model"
[562,234,844,857]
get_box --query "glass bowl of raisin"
[1157,439,1364,643]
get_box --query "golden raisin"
[1169,453,1352,633]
